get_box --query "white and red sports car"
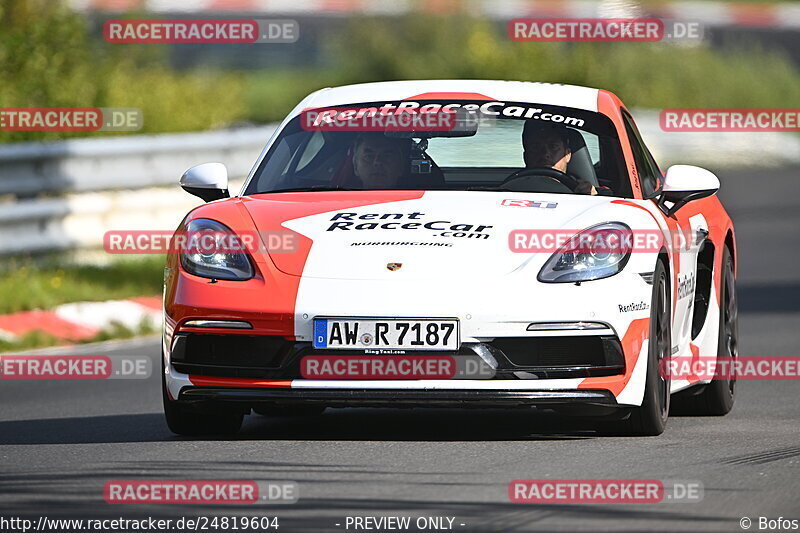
[162,80,738,436]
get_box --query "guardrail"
[0,116,797,257]
[0,126,275,256]
[0,127,275,198]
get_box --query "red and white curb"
[0,296,161,343]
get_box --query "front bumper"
[164,263,656,409]
[178,386,618,409]
[164,329,642,410]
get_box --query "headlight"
[537,222,632,283]
[180,219,254,281]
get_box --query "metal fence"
[0,126,275,256]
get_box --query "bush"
[242,69,332,124]
[327,14,800,109]
[101,66,247,134]
[0,0,248,143]
[4,4,799,140]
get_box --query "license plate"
[313,318,459,351]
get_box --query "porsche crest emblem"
[386,263,402,272]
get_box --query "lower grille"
[170,334,625,380]
[489,336,625,377]
[171,334,295,377]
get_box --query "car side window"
[622,112,661,198]
[642,142,663,194]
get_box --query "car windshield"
[245,100,632,197]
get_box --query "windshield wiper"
[266,186,358,193]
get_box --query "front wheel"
[162,354,243,436]
[610,259,672,436]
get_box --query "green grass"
[0,256,163,352]
[0,256,165,315]
[0,318,158,353]
[0,330,61,352]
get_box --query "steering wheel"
[501,167,581,192]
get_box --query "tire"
[671,247,737,416]
[609,259,672,436]
[254,405,326,417]
[161,354,243,436]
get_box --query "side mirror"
[180,163,230,202]
[659,165,720,216]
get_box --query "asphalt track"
[1,167,799,532]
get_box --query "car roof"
[299,80,602,113]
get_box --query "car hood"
[241,190,619,280]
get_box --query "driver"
[522,122,597,195]
[352,133,410,189]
